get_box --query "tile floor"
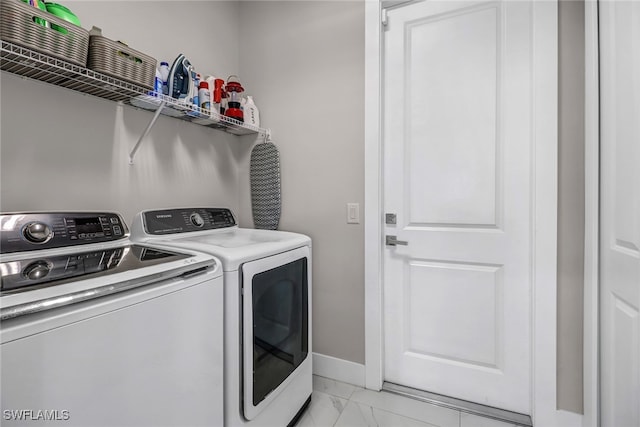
[296,376,523,427]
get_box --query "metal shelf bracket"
[128,101,167,165]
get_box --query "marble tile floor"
[295,376,525,427]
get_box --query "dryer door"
[241,246,310,420]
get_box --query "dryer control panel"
[143,208,236,235]
[0,212,128,253]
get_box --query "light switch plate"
[347,203,360,224]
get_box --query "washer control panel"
[0,212,128,253]
[144,208,236,235]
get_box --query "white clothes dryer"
[130,207,312,427]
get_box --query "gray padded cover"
[250,142,281,230]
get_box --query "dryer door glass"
[250,257,308,406]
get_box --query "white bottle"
[159,61,170,95]
[153,68,162,96]
[204,75,217,116]
[244,96,260,127]
[199,82,211,114]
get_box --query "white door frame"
[583,0,599,426]
[364,1,580,425]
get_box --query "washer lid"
[0,244,190,295]
[0,243,220,319]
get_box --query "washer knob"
[190,213,205,227]
[23,261,51,280]
[23,222,53,244]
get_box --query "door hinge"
[382,9,388,27]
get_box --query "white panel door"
[599,2,640,426]
[383,1,536,414]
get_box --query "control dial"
[190,212,205,227]
[23,222,53,244]
[22,261,51,280]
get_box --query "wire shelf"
[1,40,263,136]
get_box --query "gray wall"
[238,1,366,364]
[557,0,585,414]
[1,2,244,221]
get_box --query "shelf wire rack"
[1,40,263,137]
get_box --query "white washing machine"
[0,211,224,427]
[130,207,312,427]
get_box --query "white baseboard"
[312,353,366,388]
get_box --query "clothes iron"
[167,54,194,104]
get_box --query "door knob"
[386,235,408,246]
